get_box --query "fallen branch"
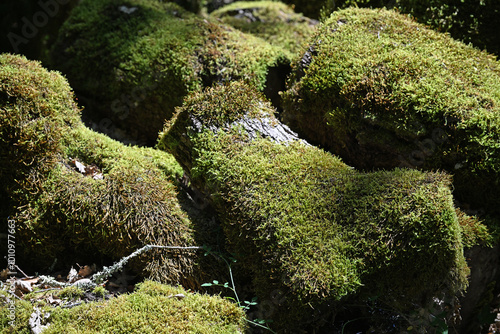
[39,244,203,289]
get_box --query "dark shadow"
[264,63,291,114]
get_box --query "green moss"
[0,289,33,334]
[59,286,85,300]
[164,80,270,129]
[281,8,500,221]
[10,124,202,285]
[327,0,500,56]
[0,54,223,286]
[457,210,495,248]
[0,281,246,333]
[0,52,81,247]
[211,1,318,58]
[0,53,80,187]
[159,81,469,331]
[91,286,107,298]
[50,0,288,144]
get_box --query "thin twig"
[15,265,29,279]
[34,245,203,290]
[61,302,83,309]
[7,290,23,300]
[149,246,202,250]
[33,288,61,294]
[92,244,203,284]
[246,319,277,333]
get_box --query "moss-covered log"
[159,81,469,331]
[0,53,223,288]
[50,0,288,145]
[281,8,500,220]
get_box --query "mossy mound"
[0,54,221,287]
[50,0,288,144]
[0,53,80,188]
[207,0,327,20]
[0,281,247,333]
[281,8,500,220]
[19,126,203,285]
[328,0,500,56]
[159,81,469,331]
[211,1,318,58]
[0,52,81,221]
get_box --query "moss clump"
[58,286,85,300]
[91,286,107,298]
[457,210,496,248]
[50,0,288,144]
[0,281,247,333]
[159,81,469,331]
[281,8,500,221]
[0,54,220,287]
[211,1,318,58]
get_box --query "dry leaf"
[93,173,104,180]
[72,159,104,179]
[87,164,103,179]
[46,295,62,306]
[107,281,120,288]
[14,279,33,295]
[86,164,98,175]
[78,265,94,277]
[67,267,78,283]
[0,268,10,280]
[73,159,86,174]
[22,277,39,285]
